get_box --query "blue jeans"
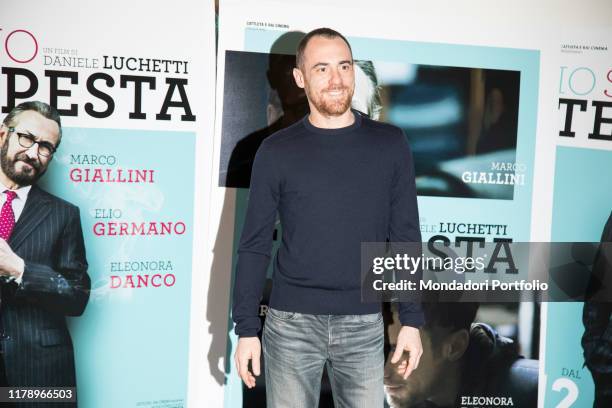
[262,308,384,408]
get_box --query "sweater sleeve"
[389,130,425,328]
[232,141,280,337]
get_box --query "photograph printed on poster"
[239,284,540,408]
[218,49,521,200]
[384,301,539,408]
[0,102,88,403]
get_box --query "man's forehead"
[11,110,60,142]
[303,36,352,65]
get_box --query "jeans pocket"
[357,312,383,324]
[341,312,383,332]
[267,308,298,321]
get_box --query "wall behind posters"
[209,1,612,408]
[0,1,216,407]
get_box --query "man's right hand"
[234,336,261,388]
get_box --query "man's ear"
[0,125,8,144]
[293,67,305,89]
[443,329,470,362]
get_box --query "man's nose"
[25,143,39,159]
[329,67,342,85]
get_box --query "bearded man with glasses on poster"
[0,101,89,407]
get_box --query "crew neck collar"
[302,109,363,136]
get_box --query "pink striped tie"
[0,190,17,241]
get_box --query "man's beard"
[0,141,45,186]
[307,85,354,117]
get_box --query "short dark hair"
[295,27,353,69]
[422,302,478,351]
[2,101,63,145]
[423,302,479,333]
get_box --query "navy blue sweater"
[233,111,424,337]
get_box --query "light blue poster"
[221,29,540,407]
[41,128,196,408]
[240,29,539,242]
[545,146,612,408]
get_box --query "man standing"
[233,28,423,407]
[0,101,89,402]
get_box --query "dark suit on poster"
[0,185,89,407]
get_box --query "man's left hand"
[391,325,423,379]
[0,239,24,280]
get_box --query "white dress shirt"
[0,183,32,221]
